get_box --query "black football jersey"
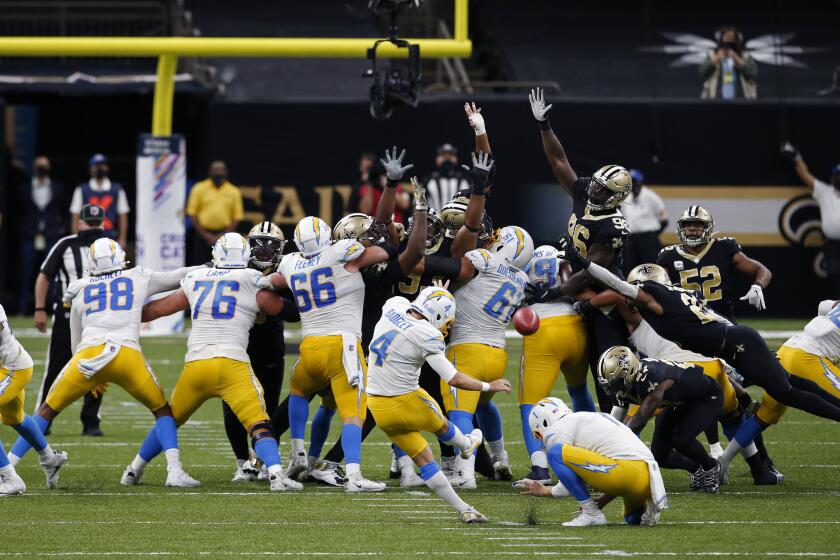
[395,236,457,299]
[247,276,293,368]
[567,177,629,276]
[656,237,741,321]
[637,280,731,358]
[616,359,715,407]
[361,256,405,349]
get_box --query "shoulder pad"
[465,249,494,273]
[331,239,365,263]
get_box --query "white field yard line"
[6,552,840,558]
[482,537,585,541]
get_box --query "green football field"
[3,317,840,559]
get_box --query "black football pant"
[36,307,103,432]
[586,311,629,412]
[651,384,721,473]
[223,359,284,461]
[722,325,840,422]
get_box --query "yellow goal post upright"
[0,0,471,135]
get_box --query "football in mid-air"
[513,307,540,336]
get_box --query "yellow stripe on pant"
[443,343,506,414]
[368,388,447,458]
[519,315,589,405]
[757,346,840,426]
[0,367,33,425]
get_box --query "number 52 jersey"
[448,249,528,349]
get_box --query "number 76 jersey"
[448,249,529,349]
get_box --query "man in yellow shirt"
[186,161,244,264]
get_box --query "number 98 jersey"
[182,267,264,363]
[656,237,741,321]
[448,249,528,349]
[567,177,629,276]
[277,240,366,339]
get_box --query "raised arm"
[781,142,816,189]
[376,146,415,226]
[397,178,427,274]
[529,87,577,193]
[465,102,492,160]
[142,289,189,322]
[450,152,493,258]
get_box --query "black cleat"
[81,426,104,437]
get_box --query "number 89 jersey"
[448,249,528,349]
[567,177,629,276]
[277,240,366,339]
[183,267,264,363]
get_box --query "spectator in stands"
[186,160,243,265]
[700,26,757,99]
[423,143,469,211]
[357,156,410,223]
[621,169,668,274]
[782,142,840,295]
[70,153,130,246]
[17,156,66,314]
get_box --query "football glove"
[462,151,494,195]
[780,142,801,162]
[464,102,486,136]
[740,284,766,311]
[573,300,596,319]
[557,235,586,267]
[380,146,414,182]
[528,87,553,122]
[411,176,427,212]
[523,282,564,306]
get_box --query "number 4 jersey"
[448,249,528,349]
[277,239,366,339]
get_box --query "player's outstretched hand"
[523,282,549,306]
[517,478,552,497]
[411,177,427,212]
[461,151,494,194]
[489,378,512,394]
[740,284,766,311]
[464,102,486,136]
[380,146,414,181]
[780,141,801,162]
[529,87,553,122]
[557,235,584,266]
[431,277,450,290]
[573,299,596,319]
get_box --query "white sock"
[236,459,247,469]
[530,450,549,469]
[579,497,600,514]
[458,454,476,479]
[291,438,305,455]
[345,463,361,477]
[8,453,20,467]
[397,455,415,476]
[440,424,471,451]
[268,464,283,475]
[720,440,743,466]
[740,443,758,458]
[0,464,13,477]
[130,454,148,472]
[424,471,470,513]
[37,443,55,463]
[488,438,505,457]
[709,442,723,457]
[164,448,182,470]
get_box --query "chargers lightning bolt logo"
[570,462,618,474]
[0,373,13,397]
[821,359,840,393]
[418,396,443,420]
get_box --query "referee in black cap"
[33,203,107,436]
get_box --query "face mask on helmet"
[596,346,640,397]
[408,210,446,255]
[249,237,282,270]
[410,286,456,335]
[586,165,632,211]
[528,397,571,440]
[333,213,382,247]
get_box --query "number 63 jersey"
[448,249,528,349]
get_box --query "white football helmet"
[529,397,572,440]
[89,238,126,275]
[212,232,250,269]
[489,225,534,269]
[294,216,332,257]
[527,245,563,289]
[410,286,457,336]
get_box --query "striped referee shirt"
[39,229,104,306]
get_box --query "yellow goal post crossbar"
[0,0,470,134]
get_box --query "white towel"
[341,334,364,389]
[78,339,121,379]
[646,459,669,511]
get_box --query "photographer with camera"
[700,26,757,99]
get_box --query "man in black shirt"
[597,346,721,493]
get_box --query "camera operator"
[700,26,757,100]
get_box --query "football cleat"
[257,465,270,481]
[41,450,68,489]
[231,464,259,483]
[399,472,426,488]
[447,474,477,490]
[512,466,552,489]
[441,456,457,478]
[640,499,661,526]
[688,467,704,492]
[120,465,143,486]
[460,508,487,524]
[269,471,304,491]
[491,450,513,481]
[460,429,483,460]
[0,471,26,497]
[309,461,348,487]
[702,462,721,494]
[345,473,386,493]
[285,451,308,480]
[165,467,201,488]
[562,509,608,527]
[389,451,400,480]
[718,459,731,485]
[766,461,785,483]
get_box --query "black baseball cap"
[81,203,105,225]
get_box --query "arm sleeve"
[423,254,463,279]
[69,187,83,214]
[812,179,830,203]
[426,352,457,384]
[148,266,203,294]
[116,186,130,213]
[585,261,639,299]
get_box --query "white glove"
[529,87,553,122]
[464,102,486,136]
[740,284,766,311]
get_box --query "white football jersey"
[783,302,840,365]
[366,297,455,397]
[183,267,266,363]
[630,320,715,364]
[0,304,33,371]
[525,249,576,319]
[65,266,195,352]
[448,249,528,348]
[543,411,655,462]
[277,240,366,339]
